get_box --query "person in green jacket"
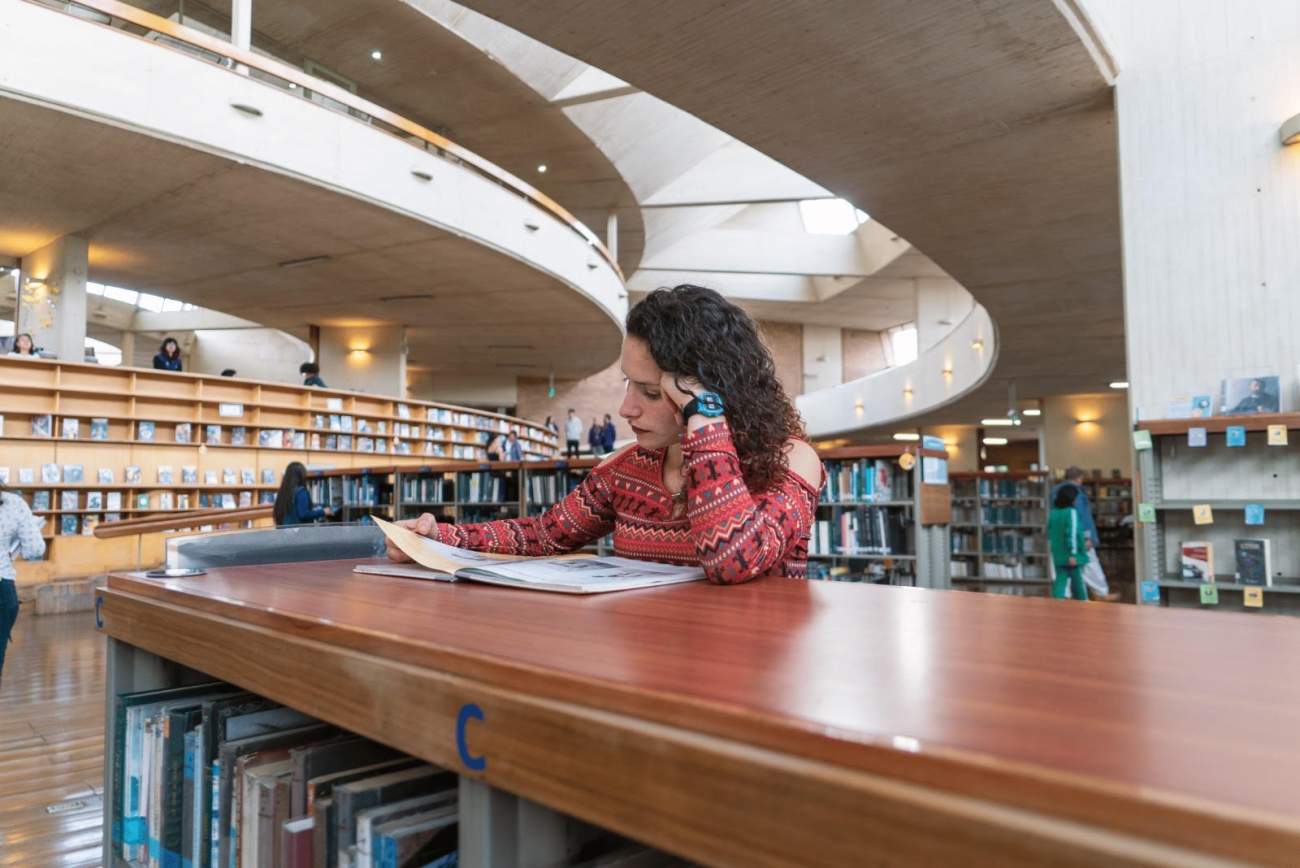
[1047,483,1090,601]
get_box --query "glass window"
[103,285,138,305]
[136,292,165,312]
[798,199,869,235]
[161,298,184,312]
[889,324,918,366]
[86,282,105,295]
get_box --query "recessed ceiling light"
[1110,381,1129,389]
[1023,408,1042,417]
[980,418,1014,426]
[371,50,382,60]
[537,164,547,173]
[983,437,1008,445]
[892,433,920,441]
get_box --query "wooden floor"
[0,609,105,867]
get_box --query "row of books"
[976,479,1043,499]
[976,560,1048,579]
[526,471,584,506]
[30,489,269,513]
[981,532,1042,554]
[808,507,910,556]
[397,475,456,504]
[806,559,916,584]
[306,477,388,509]
[981,505,1045,525]
[1180,539,1273,585]
[1,464,279,486]
[819,459,911,504]
[458,472,519,505]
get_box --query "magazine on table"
[362,516,705,594]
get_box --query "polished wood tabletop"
[106,560,1300,861]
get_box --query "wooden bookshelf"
[948,471,1051,594]
[0,357,559,583]
[1135,415,1300,614]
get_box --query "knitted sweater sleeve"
[682,420,821,585]
[438,462,617,556]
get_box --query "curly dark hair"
[626,285,805,493]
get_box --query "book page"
[371,516,534,574]
[460,556,704,592]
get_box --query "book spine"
[112,698,128,854]
[152,716,166,868]
[209,760,222,868]
[182,731,195,868]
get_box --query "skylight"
[798,199,869,235]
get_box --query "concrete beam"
[641,140,834,208]
[130,309,264,332]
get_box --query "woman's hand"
[660,372,704,426]
[1068,556,1077,567]
[386,512,439,562]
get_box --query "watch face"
[698,392,725,416]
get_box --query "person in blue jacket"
[273,462,335,526]
[152,336,182,371]
[601,413,617,454]
[1050,466,1116,600]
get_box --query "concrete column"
[317,324,407,397]
[18,236,88,361]
[605,211,619,262]
[119,331,136,369]
[230,0,252,51]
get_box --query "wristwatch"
[681,391,725,420]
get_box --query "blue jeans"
[0,579,17,689]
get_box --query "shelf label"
[1268,424,1288,446]
[1226,426,1246,447]
[1187,427,1207,447]
[218,403,244,418]
[1137,503,1156,523]
[1132,430,1153,451]
[1245,503,1265,525]
[1192,504,1213,525]
[1244,587,1264,608]
[456,703,486,771]
[1199,585,1219,605]
[1140,580,1160,602]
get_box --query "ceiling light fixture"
[1023,408,1042,417]
[1281,113,1300,145]
[371,50,382,60]
[279,255,330,269]
[1110,381,1129,390]
[537,164,547,173]
[892,433,920,441]
[980,418,1014,426]
[983,437,1008,446]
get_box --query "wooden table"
[97,560,1300,866]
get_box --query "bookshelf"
[809,445,951,588]
[0,357,559,583]
[948,471,1051,594]
[1134,413,1300,614]
[1078,476,1135,594]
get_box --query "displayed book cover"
[91,417,110,440]
[221,493,236,509]
[240,469,255,486]
[61,491,80,511]
[98,468,114,484]
[159,492,174,510]
[292,431,306,449]
[341,415,354,432]
[222,469,236,485]
[311,432,322,450]
[137,493,150,509]
[105,512,120,523]
[258,492,274,505]
[0,468,7,485]
[1244,587,1264,608]
[31,414,52,437]
[359,437,375,454]
[328,415,342,431]
[1268,424,1288,446]
[1234,538,1272,587]
[261,468,275,485]
[376,438,388,454]
[0,414,3,436]
[314,414,325,429]
[231,426,247,446]
[62,463,84,483]
[357,419,371,434]
[339,435,353,451]
[239,491,252,507]
[205,470,218,485]
[1180,541,1214,583]
[399,424,410,438]
[32,491,50,511]
[125,465,142,483]
[397,403,410,420]
[394,440,411,455]
[61,417,79,439]
[137,421,156,442]
[18,468,34,485]
[182,467,198,484]
[172,423,191,444]
[86,491,103,510]
[199,494,210,508]
[41,464,59,484]
[107,492,122,510]
[177,494,190,509]
[1221,376,1281,415]
[158,466,174,485]
[327,397,344,411]
[258,429,279,448]
[325,435,338,450]
[282,429,295,449]
[207,425,223,445]
[82,515,99,536]
[61,515,79,535]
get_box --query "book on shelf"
[326,397,344,411]
[1221,375,1281,415]
[82,515,99,536]
[206,425,223,445]
[18,468,33,485]
[292,431,306,449]
[205,471,218,485]
[325,435,338,451]
[310,433,322,450]
[368,516,705,594]
[98,468,114,484]
[376,437,388,454]
[91,417,109,440]
[126,465,142,484]
[1166,395,1213,419]
[231,426,247,446]
[41,463,59,484]
[138,421,156,442]
[1234,538,1272,587]
[357,419,371,434]
[0,414,3,436]
[359,437,375,454]
[62,463,83,483]
[0,469,7,485]
[137,494,150,509]
[239,491,252,507]
[60,515,78,535]
[178,494,190,510]
[378,420,389,434]
[282,430,295,449]
[159,492,174,510]
[261,468,276,485]
[1180,541,1214,583]
[257,429,279,448]
[107,492,122,510]
[222,469,236,485]
[105,512,120,523]
[158,466,174,485]
[328,414,341,432]
[341,415,354,433]
[32,491,50,511]
[221,493,236,508]
[60,491,79,511]
[397,403,410,420]
[241,468,255,486]
[86,491,103,510]
[183,467,198,484]
[339,435,353,451]
[31,414,52,437]
[176,423,193,444]
[61,417,79,439]
[258,492,274,505]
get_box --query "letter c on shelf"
[457,703,486,771]
[95,595,104,628]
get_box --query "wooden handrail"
[46,0,622,280]
[94,506,272,539]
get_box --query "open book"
[361,516,705,594]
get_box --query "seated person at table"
[388,285,823,584]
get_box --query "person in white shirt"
[6,333,37,357]
[0,484,46,689]
[564,408,584,459]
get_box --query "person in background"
[153,337,182,371]
[1048,484,1089,602]
[272,462,335,526]
[588,416,604,456]
[221,369,237,377]
[6,333,36,357]
[300,362,327,387]
[486,432,506,462]
[1051,466,1116,601]
[543,415,559,436]
[565,408,583,459]
[0,482,45,689]
[504,429,524,461]
[601,413,617,454]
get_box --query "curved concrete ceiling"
[129,0,647,275]
[453,0,1124,427]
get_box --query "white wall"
[1041,393,1133,478]
[189,328,313,382]
[916,279,974,354]
[801,325,843,390]
[1082,0,1300,420]
[318,324,406,396]
[423,372,520,410]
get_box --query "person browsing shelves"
[0,482,45,689]
[273,462,335,526]
[387,284,824,584]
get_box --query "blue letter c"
[457,703,486,770]
[95,596,104,628]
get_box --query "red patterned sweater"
[438,420,823,584]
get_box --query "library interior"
[2,0,1299,865]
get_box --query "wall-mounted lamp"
[970,339,984,351]
[902,388,913,399]
[854,399,865,414]
[983,437,1008,446]
[941,368,953,378]
[1281,113,1300,146]
[348,346,371,356]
